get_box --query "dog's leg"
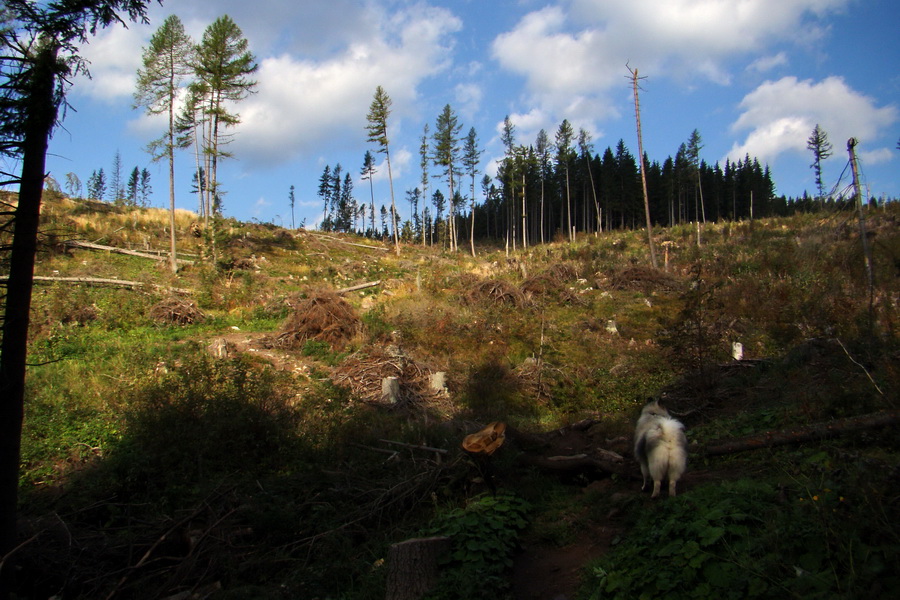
[651,480,661,498]
[669,479,678,497]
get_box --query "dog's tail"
[648,418,687,493]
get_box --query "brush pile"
[464,278,527,308]
[275,289,361,350]
[149,296,206,325]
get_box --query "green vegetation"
[8,193,900,598]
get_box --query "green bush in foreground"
[424,493,531,600]
[582,476,898,599]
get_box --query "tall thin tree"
[360,150,377,237]
[0,3,155,592]
[366,86,399,252]
[433,104,462,251]
[806,124,833,202]
[194,15,257,218]
[134,14,194,273]
[462,126,482,257]
[555,119,575,242]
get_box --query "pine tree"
[462,126,482,256]
[360,150,377,236]
[87,168,107,200]
[806,124,833,201]
[555,119,575,241]
[318,164,332,230]
[433,104,462,251]
[288,184,295,229]
[110,150,124,204]
[194,15,257,217]
[134,14,194,272]
[535,129,552,244]
[139,168,151,206]
[0,2,156,587]
[126,166,139,205]
[419,123,430,245]
[366,86,399,252]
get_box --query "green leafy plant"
[423,493,530,599]
[581,476,900,599]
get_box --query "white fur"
[634,400,687,498]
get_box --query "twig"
[378,439,448,454]
[351,443,400,459]
[834,338,884,396]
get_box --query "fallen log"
[305,232,389,252]
[702,410,900,457]
[65,239,194,264]
[3,275,192,295]
[336,279,381,294]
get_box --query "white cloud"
[234,4,461,167]
[747,52,788,73]
[860,147,894,166]
[454,83,483,121]
[727,76,899,164]
[492,0,852,126]
[76,25,147,101]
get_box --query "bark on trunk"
[385,536,450,600]
[0,41,59,596]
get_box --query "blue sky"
[34,0,900,228]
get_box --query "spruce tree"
[806,124,833,201]
[366,86,399,252]
[433,104,462,251]
[462,126,482,256]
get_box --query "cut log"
[65,239,194,264]
[1,275,191,294]
[385,536,450,600]
[702,410,900,457]
[336,279,382,294]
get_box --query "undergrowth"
[581,450,900,600]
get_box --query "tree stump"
[381,376,400,404]
[385,536,450,600]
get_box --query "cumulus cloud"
[726,76,898,164]
[491,0,851,133]
[75,25,147,101]
[233,3,461,166]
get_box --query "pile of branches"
[464,278,527,308]
[274,289,361,350]
[149,296,206,326]
[603,266,682,293]
[332,348,444,408]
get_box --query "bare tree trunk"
[0,41,59,597]
[629,65,658,268]
[385,536,450,600]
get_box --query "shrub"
[424,493,531,600]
